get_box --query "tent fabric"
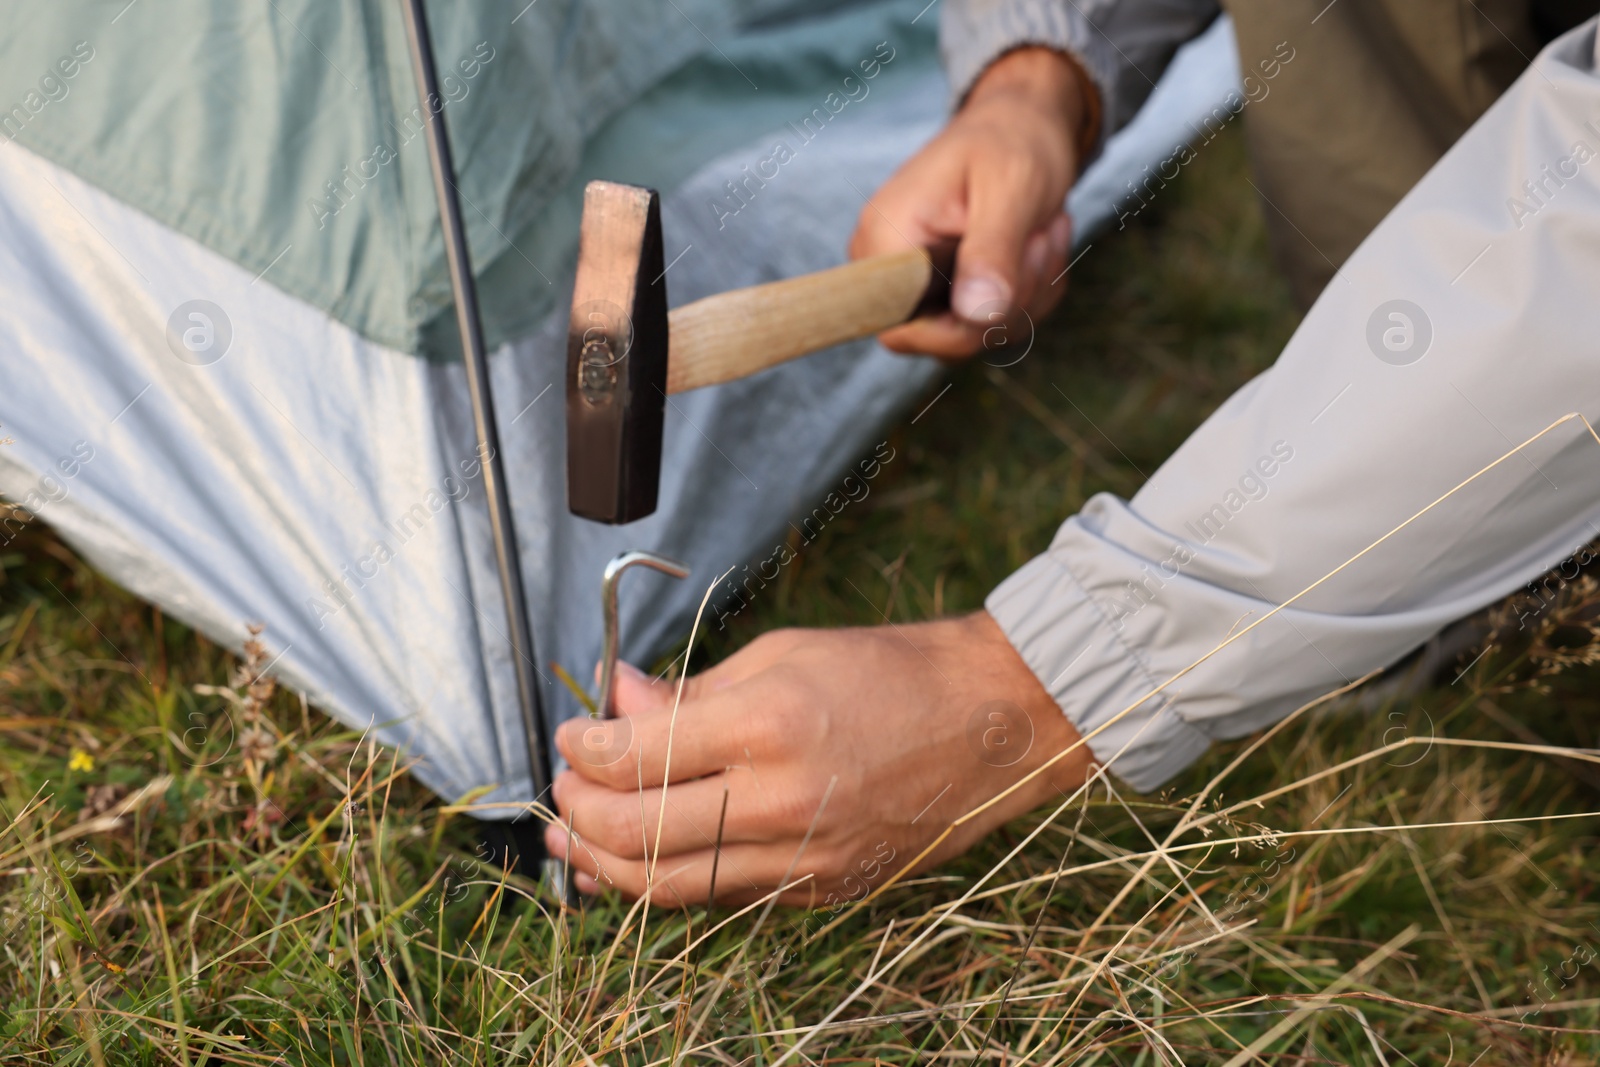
[0,6,1240,808]
[0,1,938,358]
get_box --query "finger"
[557,662,703,769]
[600,623,801,714]
[1014,229,1052,312]
[583,659,669,715]
[1021,214,1073,321]
[551,765,795,859]
[848,155,966,262]
[553,770,726,860]
[849,198,942,262]
[556,674,771,789]
[950,155,1058,324]
[877,313,985,358]
[588,658,719,718]
[548,825,831,907]
[563,625,837,785]
[609,660,684,716]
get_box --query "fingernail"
[1049,214,1072,254]
[952,274,1010,323]
[574,872,600,895]
[616,660,646,682]
[544,824,568,854]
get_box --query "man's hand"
[850,46,1092,358]
[546,611,1094,907]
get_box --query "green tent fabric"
[0,0,938,358]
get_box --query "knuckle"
[676,672,712,705]
[590,806,645,859]
[595,738,653,786]
[804,843,851,883]
[749,626,805,657]
[733,705,783,753]
[592,759,633,790]
[767,673,827,742]
[599,861,646,900]
[565,832,606,875]
[764,780,828,835]
[739,683,815,756]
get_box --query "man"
[547,1,1600,904]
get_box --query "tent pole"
[398,0,564,899]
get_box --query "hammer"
[567,180,952,524]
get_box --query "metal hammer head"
[567,180,669,525]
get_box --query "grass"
[4,124,1600,1064]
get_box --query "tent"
[0,0,1238,815]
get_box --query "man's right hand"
[849,46,1094,358]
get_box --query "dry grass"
[4,126,1600,1064]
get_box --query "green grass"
[5,126,1600,1064]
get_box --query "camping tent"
[0,0,1238,812]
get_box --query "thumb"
[557,660,667,774]
[610,660,718,718]
[950,159,1053,324]
[606,660,671,718]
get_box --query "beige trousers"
[1224,0,1553,307]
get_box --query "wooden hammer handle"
[665,247,950,395]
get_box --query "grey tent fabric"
[0,75,949,809]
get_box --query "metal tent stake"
[597,552,690,719]
[397,0,563,900]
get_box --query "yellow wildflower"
[68,749,94,773]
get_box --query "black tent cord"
[397,0,568,902]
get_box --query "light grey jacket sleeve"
[941,0,1221,138]
[988,20,1600,790]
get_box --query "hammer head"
[567,181,668,524]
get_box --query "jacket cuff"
[985,547,1212,792]
[940,0,1116,155]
